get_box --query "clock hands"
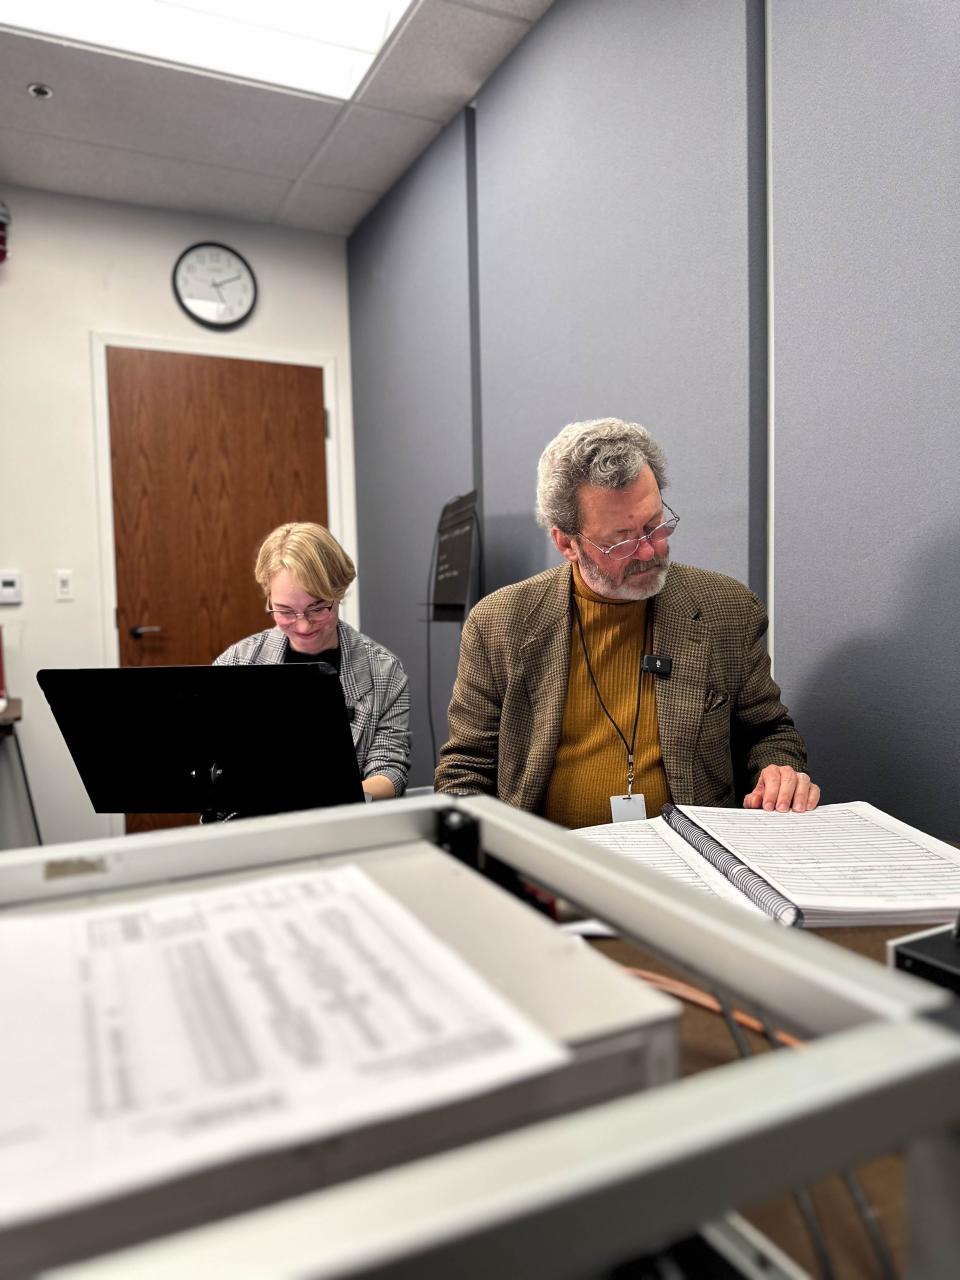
[211,272,242,306]
[175,243,256,327]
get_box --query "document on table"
[680,802,960,924]
[574,815,766,919]
[0,863,570,1228]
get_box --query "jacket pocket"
[703,688,729,714]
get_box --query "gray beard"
[577,554,669,601]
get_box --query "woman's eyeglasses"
[266,600,338,623]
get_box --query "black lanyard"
[573,600,652,796]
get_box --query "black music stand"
[37,663,364,818]
[432,490,478,622]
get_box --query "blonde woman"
[215,522,410,800]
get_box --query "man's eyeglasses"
[578,503,680,560]
[266,600,338,623]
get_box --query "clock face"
[172,242,257,330]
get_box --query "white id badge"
[610,793,647,822]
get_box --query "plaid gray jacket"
[435,562,806,812]
[215,620,410,795]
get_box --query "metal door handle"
[129,625,163,639]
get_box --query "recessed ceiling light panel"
[0,0,413,99]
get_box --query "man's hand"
[743,765,820,812]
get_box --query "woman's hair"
[536,418,668,533]
[254,522,356,601]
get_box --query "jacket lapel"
[336,622,370,747]
[259,628,288,663]
[515,567,573,799]
[651,565,708,800]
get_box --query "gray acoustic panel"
[0,30,342,179]
[277,183,381,236]
[304,104,443,194]
[357,0,532,122]
[349,115,474,787]
[474,0,754,591]
[769,1,960,839]
[0,127,291,220]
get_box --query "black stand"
[37,664,364,818]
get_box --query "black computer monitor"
[37,663,365,818]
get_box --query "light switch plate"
[0,570,22,605]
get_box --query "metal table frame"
[4,793,958,1279]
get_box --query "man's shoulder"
[468,566,569,623]
[664,562,762,616]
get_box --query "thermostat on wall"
[0,570,22,605]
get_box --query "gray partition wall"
[349,115,474,788]
[350,0,766,784]
[475,0,762,591]
[349,0,959,835]
[769,1,960,839]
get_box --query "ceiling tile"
[0,127,291,221]
[0,0,558,228]
[0,30,343,180]
[445,0,556,21]
[357,0,532,121]
[276,184,382,236]
[305,106,442,193]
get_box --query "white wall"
[0,185,354,846]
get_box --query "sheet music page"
[574,816,764,915]
[0,863,569,1229]
[678,802,960,914]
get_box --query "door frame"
[90,332,357,836]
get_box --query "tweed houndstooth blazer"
[434,562,806,813]
[215,620,410,794]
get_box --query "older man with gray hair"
[435,418,818,827]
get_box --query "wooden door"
[106,347,327,831]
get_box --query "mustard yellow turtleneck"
[540,564,670,829]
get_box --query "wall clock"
[172,242,257,330]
